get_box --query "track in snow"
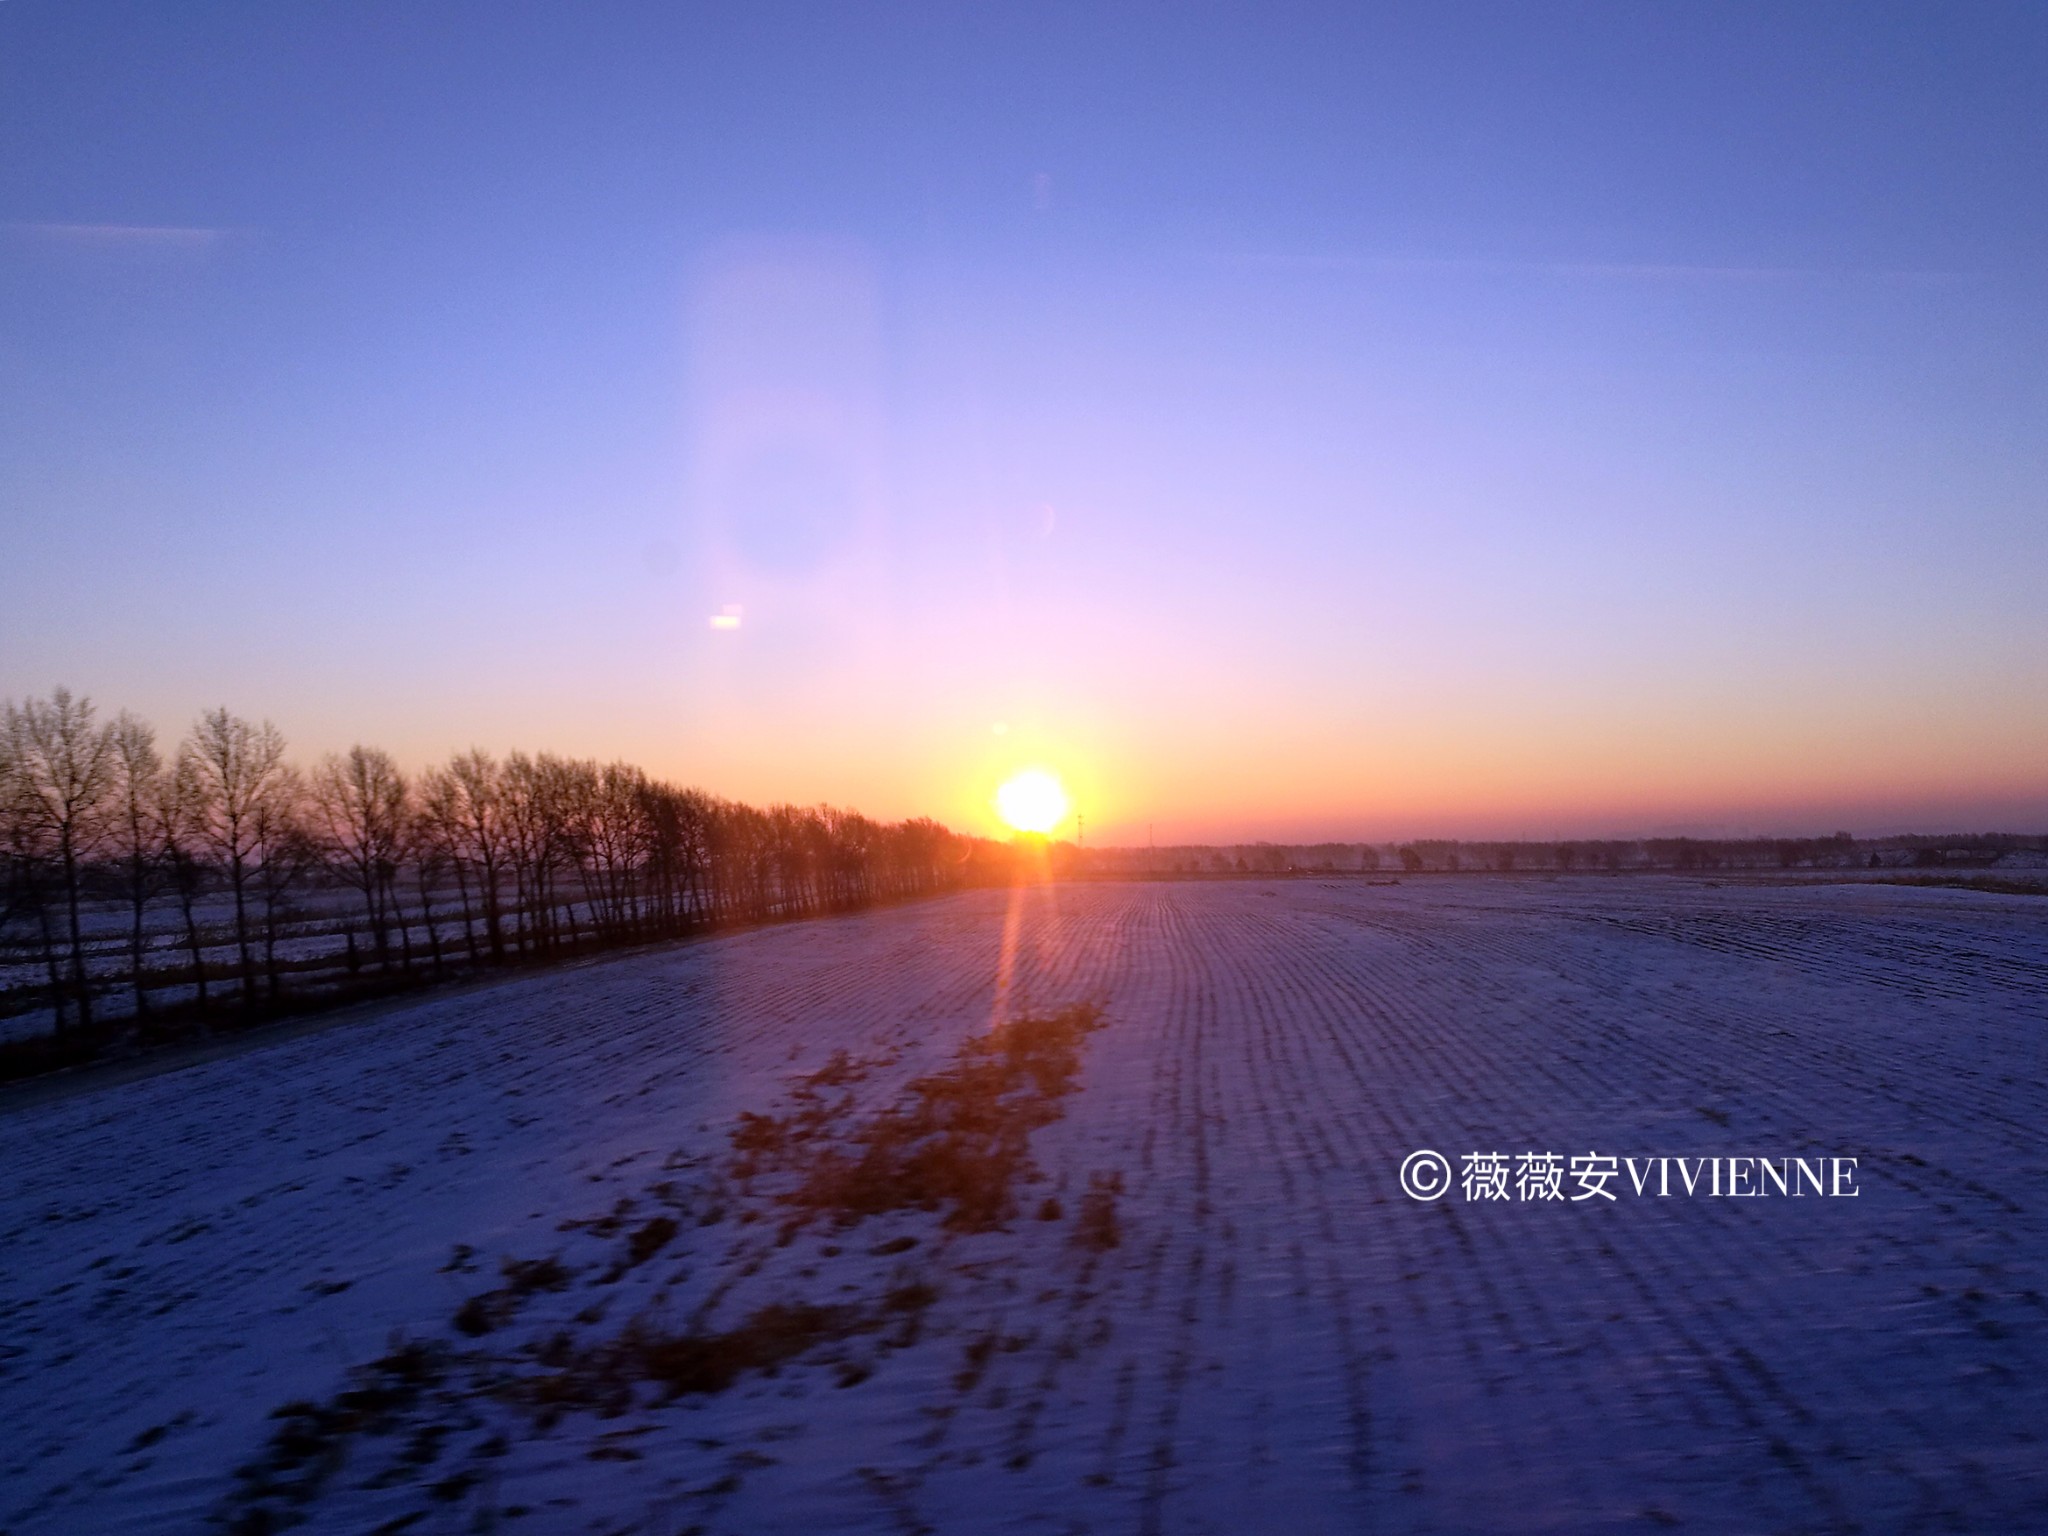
[1,876,2044,1534]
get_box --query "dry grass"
[224,1003,1109,1533]
[744,1004,1105,1232]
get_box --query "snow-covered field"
[2,876,2044,1535]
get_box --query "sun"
[995,768,1070,835]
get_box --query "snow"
[2,876,2045,1534]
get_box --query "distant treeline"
[1056,832,2048,878]
[1,688,1003,1045]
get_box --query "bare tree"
[0,690,998,1048]
[109,712,168,1018]
[503,752,577,955]
[441,750,510,959]
[401,798,452,977]
[0,721,68,1028]
[179,708,290,1009]
[568,761,650,941]
[4,689,117,1029]
[311,746,409,969]
[161,751,214,1015]
[638,780,714,931]
[418,766,478,965]
[250,764,316,1002]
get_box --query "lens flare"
[995,769,1069,835]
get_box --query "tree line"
[1,688,996,1038]
[1056,832,2045,878]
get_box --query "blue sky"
[3,3,2044,837]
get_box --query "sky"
[2,2,2045,841]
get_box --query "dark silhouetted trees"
[179,708,291,1009]
[0,688,1001,1043]
[2,689,117,1029]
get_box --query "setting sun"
[995,769,1070,835]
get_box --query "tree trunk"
[416,874,444,977]
[129,876,151,1020]
[392,879,415,973]
[36,898,67,1034]
[451,858,480,966]
[60,835,93,1030]
[178,883,209,1016]
[229,851,256,1010]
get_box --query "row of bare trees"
[1,689,990,1036]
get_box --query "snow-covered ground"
[2,876,2044,1534]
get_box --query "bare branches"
[0,694,996,1055]
[311,746,409,969]
[109,713,166,1017]
[2,689,117,1028]
[177,708,291,1009]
